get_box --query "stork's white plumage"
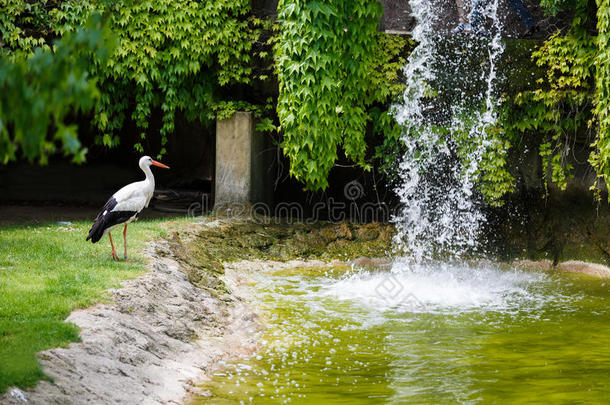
[87,156,169,260]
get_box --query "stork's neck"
[141,164,155,187]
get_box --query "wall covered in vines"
[53,0,264,155]
[1,0,409,194]
[0,0,269,162]
[503,0,610,201]
[275,0,408,191]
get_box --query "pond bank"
[0,219,395,404]
[1,236,261,404]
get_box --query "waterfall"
[392,0,505,262]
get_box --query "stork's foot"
[112,251,120,260]
[124,255,128,261]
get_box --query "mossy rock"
[167,219,396,294]
[318,222,354,241]
[354,224,380,241]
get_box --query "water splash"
[392,0,505,261]
[318,261,551,315]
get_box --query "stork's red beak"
[152,160,170,169]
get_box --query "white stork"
[87,155,169,260]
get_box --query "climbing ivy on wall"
[370,34,412,179]
[276,0,407,191]
[0,0,57,56]
[592,0,610,197]
[53,0,262,156]
[505,11,596,192]
[1,0,267,161]
[503,0,610,200]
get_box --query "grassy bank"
[0,218,187,392]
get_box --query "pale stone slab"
[215,112,272,209]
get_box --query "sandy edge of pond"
[1,239,268,405]
[514,259,610,277]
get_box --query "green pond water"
[194,261,610,404]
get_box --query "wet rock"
[319,222,354,241]
[513,259,553,271]
[354,224,381,241]
[489,191,610,266]
[514,259,610,277]
[168,219,395,292]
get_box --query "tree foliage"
[0,14,113,164]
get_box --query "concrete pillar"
[214,111,272,209]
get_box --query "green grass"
[0,218,188,393]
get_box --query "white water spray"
[318,262,550,314]
[392,0,506,262]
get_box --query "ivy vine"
[276,0,408,191]
[592,0,610,197]
[53,0,264,156]
[503,0,610,200]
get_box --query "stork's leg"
[123,223,128,260]
[108,232,119,260]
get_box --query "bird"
[87,155,169,260]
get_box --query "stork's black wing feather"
[86,197,137,243]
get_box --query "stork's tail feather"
[87,219,105,243]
